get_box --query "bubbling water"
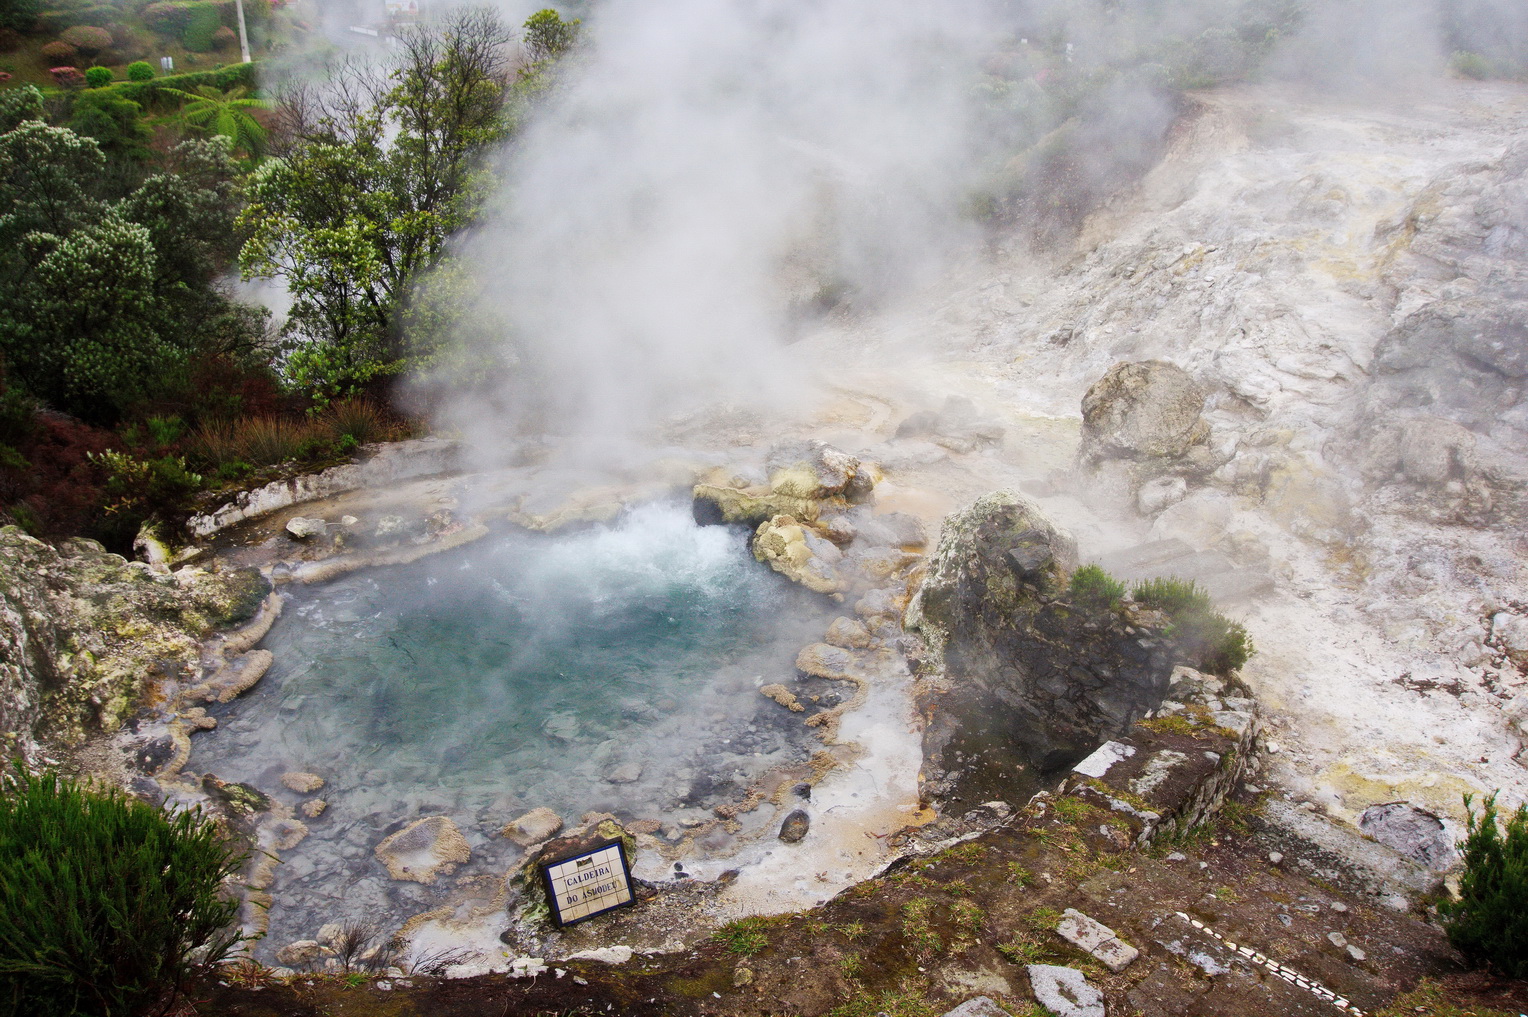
[193,502,837,954]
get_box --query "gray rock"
[1492,613,1528,665]
[285,516,328,540]
[1027,964,1104,1017]
[778,809,810,843]
[765,440,875,502]
[1056,908,1139,972]
[606,762,643,784]
[1357,801,1457,870]
[1080,360,1209,464]
[905,491,1176,773]
[940,997,1013,1017]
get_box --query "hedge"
[101,59,257,109]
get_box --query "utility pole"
[234,0,251,62]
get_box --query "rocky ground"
[10,77,1528,1016]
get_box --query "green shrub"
[83,65,112,87]
[0,766,249,1017]
[104,60,257,109]
[125,59,154,81]
[1069,563,1126,610]
[181,3,219,50]
[712,917,770,955]
[1132,576,1254,675]
[1441,792,1528,977]
[40,39,78,63]
[60,24,112,55]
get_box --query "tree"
[1441,792,1528,977]
[0,95,264,424]
[0,766,248,1017]
[161,84,271,155]
[521,8,580,64]
[239,6,515,399]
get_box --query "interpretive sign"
[539,839,635,927]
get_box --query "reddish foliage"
[50,66,86,88]
[0,412,114,544]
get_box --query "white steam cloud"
[435,0,999,446]
[425,0,1503,454]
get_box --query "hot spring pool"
[191,502,839,953]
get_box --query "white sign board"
[539,840,635,927]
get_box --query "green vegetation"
[1132,576,1254,675]
[238,7,533,401]
[161,83,269,153]
[1069,563,1126,610]
[521,8,580,63]
[125,61,155,82]
[899,897,942,953]
[711,917,770,956]
[1371,978,1521,1017]
[82,65,110,87]
[827,987,938,1017]
[1439,792,1528,977]
[0,766,248,1017]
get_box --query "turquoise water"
[193,502,837,951]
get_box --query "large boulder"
[693,441,877,528]
[753,515,843,594]
[1079,360,1210,466]
[905,492,1176,776]
[0,527,271,761]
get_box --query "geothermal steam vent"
[193,502,835,955]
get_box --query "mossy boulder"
[904,492,1176,784]
[0,526,271,760]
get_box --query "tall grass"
[188,399,402,472]
[1131,576,1253,676]
[0,767,248,1017]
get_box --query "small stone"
[281,771,324,793]
[316,923,342,946]
[274,940,328,967]
[607,762,643,784]
[373,815,470,883]
[1330,901,1348,913]
[1268,851,1283,865]
[285,517,327,540]
[501,807,564,846]
[1265,740,1281,753]
[340,515,359,526]
[1027,964,1104,1017]
[733,967,754,987]
[824,616,872,649]
[1347,945,1366,962]
[375,515,405,536]
[1166,852,1187,862]
[778,809,811,843]
[1327,932,1347,949]
[301,799,328,819]
[940,997,1014,1017]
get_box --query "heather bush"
[83,65,111,87]
[40,39,78,63]
[0,766,248,1017]
[50,65,84,86]
[60,24,112,55]
[126,59,154,80]
[1069,563,1126,611]
[211,23,235,49]
[1132,576,1254,676]
[1441,792,1528,977]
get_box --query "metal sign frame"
[538,838,636,928]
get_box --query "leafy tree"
[0,96,264,424]
[521,7,580,64]
[161,84,271,154]
[68,90,153,166]
[0,0,39,33]
[1441,792,1528,977]
[240,6,516,399]
[0,766,248,1017]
